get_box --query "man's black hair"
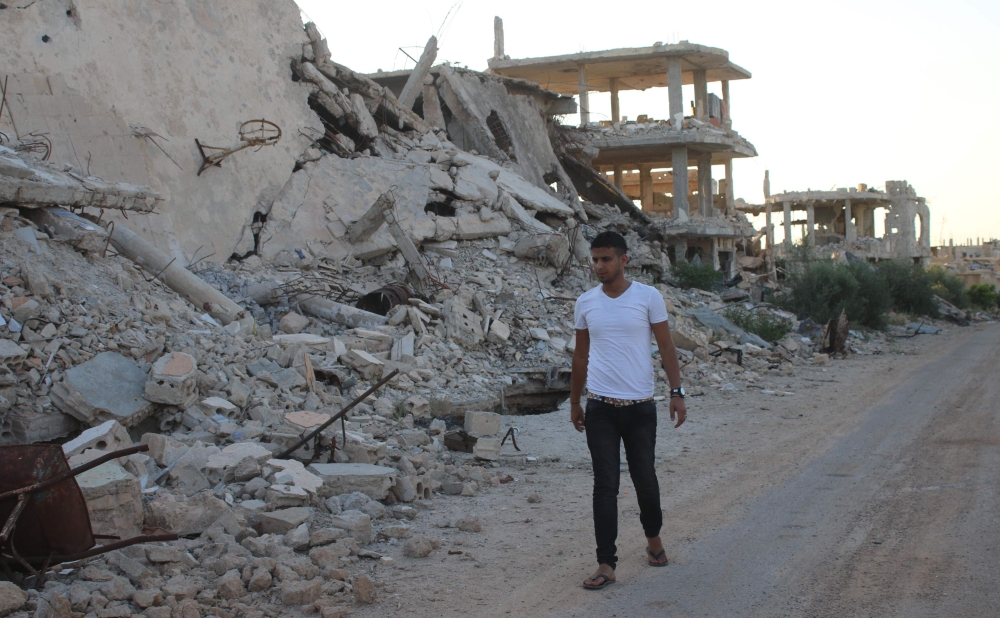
[590,231,628,256]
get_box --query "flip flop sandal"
[646,547,669,567]
[583,573,616,590]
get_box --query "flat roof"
[488,42,751,95]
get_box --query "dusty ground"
[345,323,992,617]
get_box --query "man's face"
[591,246,627,283]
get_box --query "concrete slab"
[306,463,396,500]
[51,352,155,427]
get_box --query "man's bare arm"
[651,320,687,428]
[570,329,590,432]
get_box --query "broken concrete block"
[280,578,323,606]
[487,319,510,343]
[205,442,272,483]
[402,395,429,418]
[328,510,372,544]
[344,349,384,380]
[514,233,571,269]
[0,339,27,365]
[307,463,396,500]
[258,506,313,535]
[146,492,230,536]
[62,419,131,460]
[169,461,210,496]
[472,437,501,461]
[75,462,143,540]
[528,327,550,341]
[279,312,310,334]
[273,333,329,347]
[51,352,155,427]
[391,476,416,503]
[144,352,198,408]
[464,410,500,437]
[141,433,189,467]
[266,484,310,507]
[268,459,324,495]
[11,298,40,324]
[444,299,484,348]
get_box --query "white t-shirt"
[574,281,669,400]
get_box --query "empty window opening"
[486,111,516,162]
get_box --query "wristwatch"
[670,387,686,399]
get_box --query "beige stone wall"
[0,0,318,262]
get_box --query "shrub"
[777,261,891,329]
[670,260,722,291]
[722,306,793,343]
[968,283,999,310]
[875,260,938,317]
[927,265,969,309]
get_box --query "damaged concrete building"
[741,179,932,264]
[486,22,758,273]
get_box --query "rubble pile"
[0,5,919,613]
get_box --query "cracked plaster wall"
[0,0,318,262]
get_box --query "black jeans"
[585,399,662,569]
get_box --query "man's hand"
[670,397,687,428]
[571,402,586,432]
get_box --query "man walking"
[570,231,687,590]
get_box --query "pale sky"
[296,0,1000,246]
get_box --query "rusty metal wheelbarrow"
[0,444,177,583]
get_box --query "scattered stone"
[280,578,323,605]
[527,492,542,503]
[217,569,246,600]
[403,535,434,558]
[146,492,230,536]
[455,516,482,532]
[352,573,377,605]
[328,510,372,544]
[279,311,310,334]
[258,506,313,535]
[76,462,143,539]
[0,581,27,616]
[464,410,500,437]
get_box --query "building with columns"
[740,180,932,264]
[488,33,758,273]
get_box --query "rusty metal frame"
[195,119,281,176]
[0,444,178,582]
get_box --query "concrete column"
[609,77,620,127]
[697,152,713,217]
[806,203,815,245]
[613,165,623,190]
[493,17,504,60]
[721,79,730,122]
[667,57,683,127]
[765,203,774,249]
[577,64,589,127]
[710,237,720,271]
[639,164,653,210]
[693,69,708,121]
[845,199,856,243]
[723,159,734,212]
[855,205,867,237]
[671,147,689,220]
[673,239,688,264]
[783,201,792,246]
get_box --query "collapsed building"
[737,178,932,268]
[931,239,1000,289]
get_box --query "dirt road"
[360,324,999,617]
